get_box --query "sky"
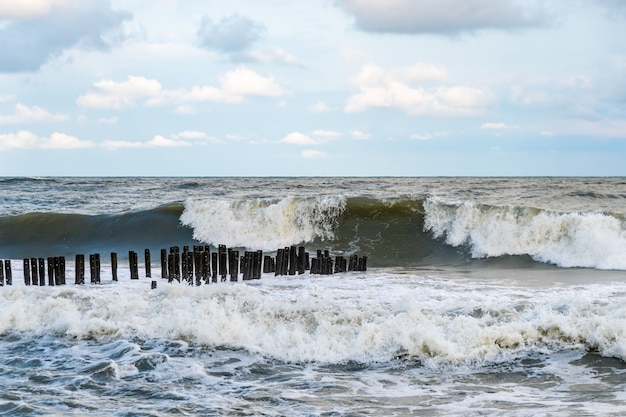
[0,0,625,176]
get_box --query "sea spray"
[423,198,626,270]
[180,196,347,250]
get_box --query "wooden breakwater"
[0,245,367,288]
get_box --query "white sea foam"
[2,269,626,366]
[424,199,626,270]
[179,196,346,250]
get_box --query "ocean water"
[1,177,626,416]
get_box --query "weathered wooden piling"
[0,260,4,286]
[129,250,139,280]
[160,249,168,280]
[202,248,210,284]
[111,252,118,281]
[75,254,85,285]
[145,249,151,278]
[218,244,227,281]
[23,259,30,285]
[4,260,11,285]
[229,248,239,282]
[90,254,101,284]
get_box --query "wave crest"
[180,196,347,250]
[424,199,626,269]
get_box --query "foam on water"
[424,198,626,270]
[180,195,346,250]
[2,268,626,366]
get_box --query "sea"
[1,176,626,416]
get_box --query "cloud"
[197,14,265,53]
[0,103,70,124]
[0,130,94,150]
[245,48,301,66]
[310,101,331,113]
[281,132,316,145]
[301,149,325,158]
[76,76,162,109]
[77,67,284,109]
[351,130,371,140]
[338,0,548,35]
[313,130,342,139]
[0,0,131,72]
[346,63,494,116]
[481,122,510,129]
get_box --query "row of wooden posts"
[0,245,367,288]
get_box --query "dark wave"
[0,203,196,259]
[1,195,612,270]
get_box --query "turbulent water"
[1,177,626,416]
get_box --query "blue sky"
[0,0,625,176]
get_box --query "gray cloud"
[197,14,266,53]
[0,0,131,73]
[338,0,549,35]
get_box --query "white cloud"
[41,132,93,149]
[97,116,118,124]
[351,130,371,140]
[346,63,494,116]
[310,101,331,113]
[102,133,194,150]
[0,0,65,19]
[481,122,510,129]
[174,105,197,115]
[301,149,325,158]
[77,67,284,110]
[219,66,284,98]
[312,130,342,138]
[247,48,301,66]
[281,132,316,145]
[147,135,191,147]
[338,0,548,35]
[0,130,94,151]
[174,130,209,140]
[0,103,69,124]
[77,76,163,109]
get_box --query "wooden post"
[0,260,3,286]
[30,258,38,286]
[151,280,157,289]
[362,256,367,271]
[4,260,12,285]
[229,249,239,282]
[93,255,99,284]
[145,249,151,278]
[111,252,118,281]
[46,257,54,286]
[181,248,188,283]
[202,249,210,284]
[160,249,168,280]
[288,246,296,275]
[218,245,227,281]
[38,258,45,286]
[310,258,318,275]
[210,252,217,283]
[194,247,202,286]
[23,259,31,285]
[75,254,85,285]
[129,251,139,280]
[297,246,305,274]
[275,249,284,276]
[253,250,262,279]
